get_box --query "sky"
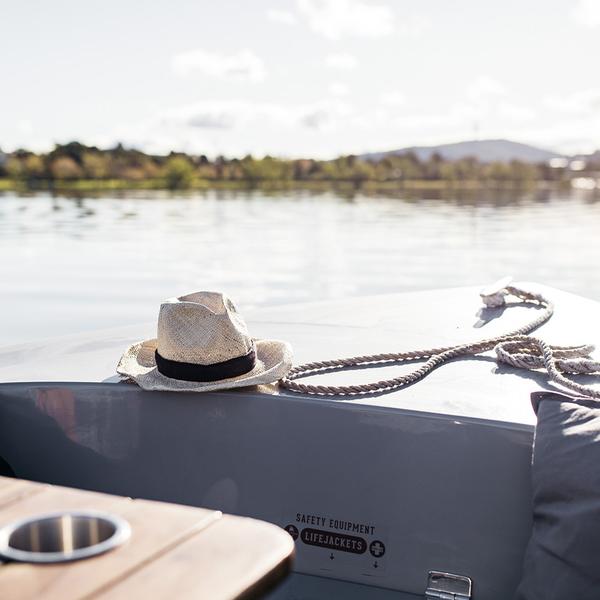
[2,0,600,158]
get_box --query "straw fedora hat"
[117,291,293,392]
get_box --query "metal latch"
[425,571,472,600]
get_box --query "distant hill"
[361,139,562,163]
[573,149,600,162]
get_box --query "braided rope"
[280,283,600,398]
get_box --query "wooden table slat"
[0,485,219,600]
[0,484,125,526]
[0,478,46,509]
[0,477,293,600]
[94,515,294,600]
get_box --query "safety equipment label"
[282,511,387,577]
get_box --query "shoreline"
[0,177,572,195]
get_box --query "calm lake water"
[1,188,599,346]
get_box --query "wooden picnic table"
[0,476,293,599]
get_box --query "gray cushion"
[517,391,600,600]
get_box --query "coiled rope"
[280,279,600,398]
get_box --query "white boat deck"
[1,283,598,426]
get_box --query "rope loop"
[280,280,600,399]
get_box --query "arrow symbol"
[374,561,378,568]
[329,553,334,560]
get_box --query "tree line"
[0,141,592,190]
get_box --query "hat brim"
[116,338,293,392]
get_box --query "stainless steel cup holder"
[0,510,131,563]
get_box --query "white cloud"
[17,119,33,134]
[466,76,507,102]
[78,89,600,159]
[161,102,280,130]
[572,0,600,28]
[504,115,600,156]
[172,48,267,82]
[396,15,429,37]
[350,107,391,130]
[390,91,536,141]
[325,52,358,70]
[497,102,535,122]
[329,82,349,96]
[185,111,235,129]
[544,89,600,115]
[300,109,331,129]
[266,8,297,25]
[160,99,353,132]
[380,90,405,107]
[298,100,353,129]
[392,112,458,132]
[296,0,394,40]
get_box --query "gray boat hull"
[0,381,532,599]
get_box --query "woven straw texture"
[157,291,252,364]
[117,291,292,392]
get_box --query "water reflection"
[1,188,599,345]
